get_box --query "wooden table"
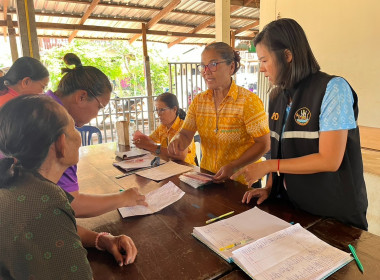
[76,143,379,279]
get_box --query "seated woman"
[45,53,147,218]
[0,56,49,107]
[133,92,197,165]
[168,42,270,185]
[232,18,368,230]
[0,95,137,279]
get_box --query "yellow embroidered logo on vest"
[294,107,311,126]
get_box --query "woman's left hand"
[213,163,236,183]
[231,161,269,186]
[98,234,138,266]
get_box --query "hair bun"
[63,53,82,68]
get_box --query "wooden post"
[215,0,230,43]
[230,30,235,48]
[15,0,39,59]
[142,23,155,132]
[7,15,18,62]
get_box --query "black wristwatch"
[155,144,161,155]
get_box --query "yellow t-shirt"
[150,116,197,165]
[182,80,269,183]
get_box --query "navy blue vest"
[269,72,368,230]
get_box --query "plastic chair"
[76,125,103,146]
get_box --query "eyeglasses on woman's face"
[87,89,105,110]
[154,107,170,114]
[197,60,229,73]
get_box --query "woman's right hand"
[242,187,271,205]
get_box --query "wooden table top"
[76,142,379,280]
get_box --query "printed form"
[118,181,185,218]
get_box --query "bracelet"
[277,159,280,176]
[95,232,110,251]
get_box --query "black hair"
[155,92,186,120]
[254,18,320,89]
[203,42,241,75]
[56,53,112,100]
[0,95,68,186]
[0,57,49,93]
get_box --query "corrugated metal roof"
[1,0,260,46]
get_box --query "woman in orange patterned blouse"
[133,92,197,165]
[168,42,270,185]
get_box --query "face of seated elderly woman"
[201,49,235,91]
[155,100,177,127]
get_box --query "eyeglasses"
[197,60,229,73]
[38,81,49,92]
[154,107,170,114]
[87,89,105,110]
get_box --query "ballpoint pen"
[219,238,253,251]
[348,244,364,273]
[206,211,234,224]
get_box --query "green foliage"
[41,40,169,96]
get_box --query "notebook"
[192,208,352,280]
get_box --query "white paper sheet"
[113,154,155,171]
[232,223,353,280]
[118,181,185,217]
[115,148,150,159]
[136,161,193,181]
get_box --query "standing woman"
[133,92,197,165]
[168,42,270,185]
[0,57,49,106]
[232,18,368,230]
[0,95,137,279]
[46,53,147,218]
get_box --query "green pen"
[206,211,234,224]
[348,244,364,273]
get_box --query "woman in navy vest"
[232,18,368,230]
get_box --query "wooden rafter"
[2,0,8,41]
[0,20,255,41]
[46,0,257,21]
[168,5,243,48]
[128,0,180,45]
[235,20,259,35]
[200,0,260,9]
[68,0,100,43]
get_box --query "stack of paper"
[118,181,185,218]
[115,148,150,159]
[179,171,214,188]
[136,161,193,181]
[113,154,157,171]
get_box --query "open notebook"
[192,208,352,280]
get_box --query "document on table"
[192,207,291,262]
[136,161,193,181]
[232,223,353,280]
[115,148,150,159]
[118,181,185,218]
[113,154,157,171]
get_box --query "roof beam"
[234,20,259,35]
[0,20,255,41]
[2,0,9,41]
[168,5,242,48]
[47,0,258,21]
[199,0,260,8]
[68,0,100,42]
[128,0,180,44]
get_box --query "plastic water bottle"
[129,121,136,148]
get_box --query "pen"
[206,211,234,224]
[348,244,364,273]
[219,238,253,251]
